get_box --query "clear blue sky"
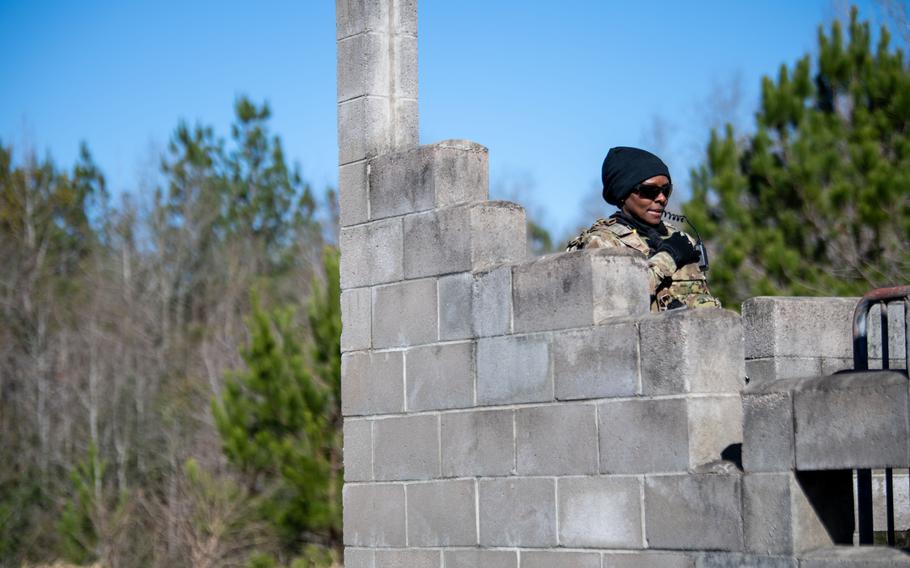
[0,0,890,237]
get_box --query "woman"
[566,146,720,312]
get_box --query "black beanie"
[601,146,671,206]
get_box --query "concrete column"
[336,0,418,227]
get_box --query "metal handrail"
[851,285,910,546]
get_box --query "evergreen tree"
[685,7,910,306]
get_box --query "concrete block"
[639,308,745,395]
[372,278,437,348]
[406,341,474,411]
[340,217,402,288]
[476,334,551,405]
[743,472,834,555]
[344,548,374,568]
[521,551,600,568]
[820,357,853,376]
[745,357,822,385]
[644,473,744,550]
[338,95,392,166]
[372,414,439,480]
[742,297,857,360]
[868,302,907,361]
[799,546,910,567]
[341,350,403,416]
[598,398,689,474]
[472,265,512,337]
[341,287,371,352]
[339,161,369,227]
[402,202,526,279]
[369,141,488,220]
[687,396,743,469]
[443,550,516,568]
[695,553,795,567]
[337,32,390,103]
[406,479,476,546]
[336,0,388,39]
[512,249,649,333]
[553,321,640,400]
[478,477,557,547]
[742,379,796,472]
[872,470,910,530]
[391,34,418,100]
[439,272,473,340]
[441,409,514,477]
[374,550,440,568]
[793,371,909,469]
[602,552,694,568]
[515,404,597,475]
[344,418,372,482]
[343,483,406,546]
[558,476,643,548]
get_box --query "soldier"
[567,146,721,312]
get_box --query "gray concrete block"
[742,297,857,360]
[336,0,388,39]
[344,418,372,482]
[341,287,371,352]
[558,476,643,548]
[872,470,910,530]
[745,357,822,385]
[868,302,907,360]
[372,278,438,348]
[476,334,551,405]
[695,553,796,567]
[793,371,909,469]
[372,414,439,480]
[599,398,689,474]
[515,404,597,475]
[374,549,441,568]
[391,34,418,100]
[478,477,557,547]
[441,409,514,477]
[687,396,743,469]
[521,551,600,568]
[799,546,910,567]
[553,321,640,400]
[340,217,402,288]
[338,95,392,166]
[406,479,476,546]
[512,249,649,333]
[339,161,369,227]
[645,473,744,551]
[341,350,404,416]
[402,202,526,279]
[443,550,517,568]
[337,32,390,103]
[369,141,488,220]
[343,483,406,546]
[406,341,474,411]
[439,272,473,341]
[472,265,512,337]
[344,548,374,568]
[639,308,745,395]
[603,552,694,568]
[742,379,796,472]
[820,357,853,376]
[743,472,833,555]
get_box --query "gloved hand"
[656,232,701,268]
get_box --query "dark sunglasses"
[633,183,673,200]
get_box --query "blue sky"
[0,1,891,237]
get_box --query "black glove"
[656,232,701,268]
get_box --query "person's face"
[621,174,671,225]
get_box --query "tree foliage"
[685,7,910,306]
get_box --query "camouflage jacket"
[566,217,721,312]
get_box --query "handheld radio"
[662,210,709,273]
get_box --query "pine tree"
[685,7,910,306]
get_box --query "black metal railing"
[852,285,910,546]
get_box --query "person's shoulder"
[566,218,627,251]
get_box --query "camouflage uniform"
[566,217,721,312]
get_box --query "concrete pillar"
[337,0,418,228]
